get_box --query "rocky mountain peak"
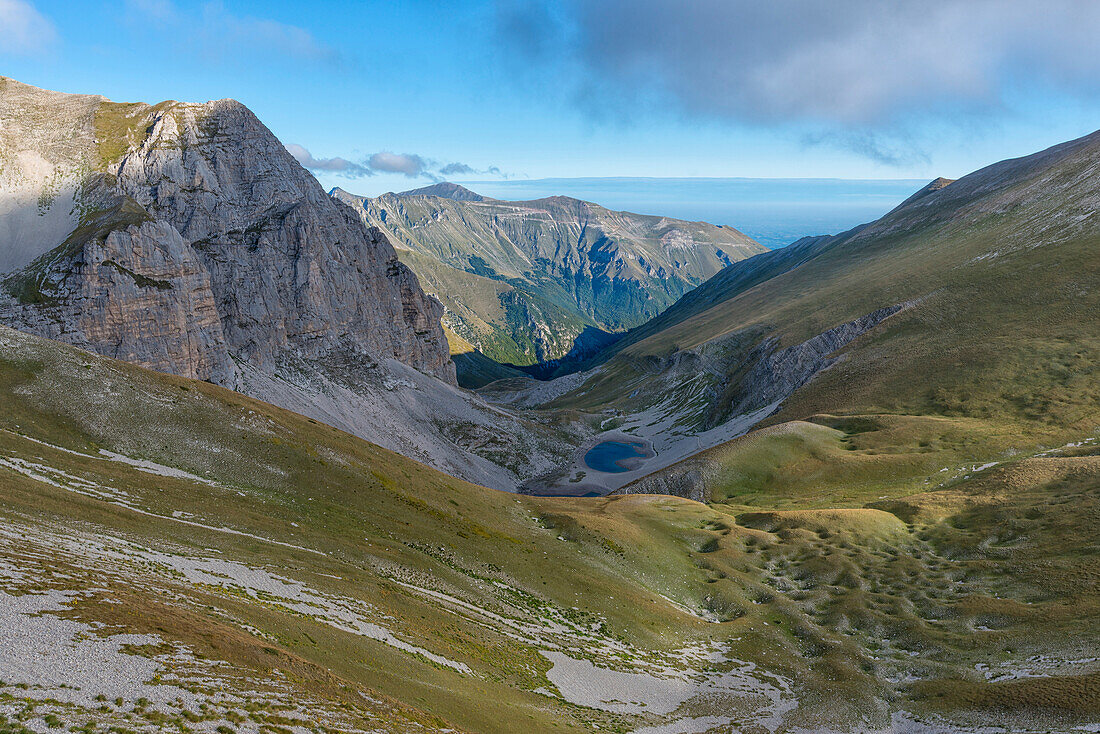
[888,176,956,211]
[396,182,486,201]
[0,80,455,386]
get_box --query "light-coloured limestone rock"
[0,77,585,490]
[0,77,454,387]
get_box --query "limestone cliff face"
[8,214,235,383]
[0,79,589,491]
[0,79,455,386]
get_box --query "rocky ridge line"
[0,78,454,387]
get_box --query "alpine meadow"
[2,2,1100,732]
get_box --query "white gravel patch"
[0,522,441,732]
[482,369,591,408]
[240,356,574,492]
[0,588,190,705]
[542,644,796,731]
[98,449,219,485]
[542,650,696,715]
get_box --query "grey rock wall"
[1,85,455,388]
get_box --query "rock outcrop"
[612,308,908,501]
[616,467,710,503]
[0,78,455,386]
[718,304,907,422]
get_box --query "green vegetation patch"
[93,100,174,168]
[102,260,171,290]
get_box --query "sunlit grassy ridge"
[564,133,1100,443]
[623,414,1059,507]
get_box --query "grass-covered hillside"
[554,131,1100,451]
[2,324,1100,732]
[332,184,766,380]
[616,410,1100,729]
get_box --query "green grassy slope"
[0,325,722,731]
[624,410,1100,728]
[564,132,1100,728]
[3,325,1099,731]
[563,131,1100,442]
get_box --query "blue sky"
[5,1,1100,202]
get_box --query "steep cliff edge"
[0,78,587,490]
[0,76,454,386]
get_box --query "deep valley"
[1,66,1099,734]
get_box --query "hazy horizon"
[349,176,929,249]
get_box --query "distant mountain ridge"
[517,126,1100,495]
[398,182,488,201]
[332,184,767,385]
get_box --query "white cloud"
[368,152,430,178]
[125,0,337,64]
[286,144,373,177]
[0,0,56,55]
[288,144,506,181]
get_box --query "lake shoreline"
[520,432,657,497]
[583,439,654,473]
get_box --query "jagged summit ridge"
[0,79,454,386]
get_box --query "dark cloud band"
[496,0,1100,163]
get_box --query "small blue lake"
[584,440,648,473]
